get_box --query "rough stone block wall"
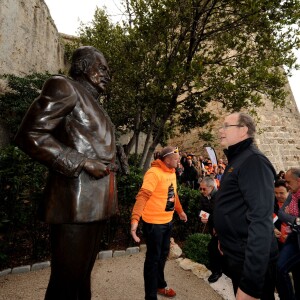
[0,0,65,76]
[0,0,66,147]
[255,84,300,171]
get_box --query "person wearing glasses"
[130,146,187,300]
[199,176,223,283]
[214,112,278,300]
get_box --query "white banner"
[205,147,218,166]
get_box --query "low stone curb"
[31,261,51,271]
[11,265,31,275]
[0,246,143,277]
[0,268,12,276]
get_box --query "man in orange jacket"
[131,146,187,300]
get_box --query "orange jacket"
[131,159,184,224]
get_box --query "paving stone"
[0,269,11,276]
[99,250,113,259]
[11,265,31,274]
[126,247,139,254]
[113,250,126,257]
[31,261,50,271]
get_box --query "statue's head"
[69,46,110,93]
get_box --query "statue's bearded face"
[85,52,110,92]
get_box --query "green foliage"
[172,184,202,240]
[0,73,53,267]
[0,73,51,141]
[117,165,143,208]
[198,131,214,144]
[100,164,144,248]
[183,233,211,267]
[64,41,81,63]
[0,251,7,267]
[0,145,49,268]
[127,153,143,168]
[0,145,47,225]
[76,0,300,169]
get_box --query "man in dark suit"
[15,46,118,300]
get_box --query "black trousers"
[277,235,300,300]
[143,221,172,300]
[45,222,105,300]
[223,256,277,300]
[208,235,223,273]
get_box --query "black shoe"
[208,272,222,283]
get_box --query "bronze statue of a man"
[15,46,118,299]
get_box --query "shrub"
[183,233,211,267]
[172,185,202,240]
[101,165,143,248]
[0,145,49,269]
[0,73,51,141]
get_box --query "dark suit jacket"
[15,75,117,223]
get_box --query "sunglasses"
[162,147,179,158]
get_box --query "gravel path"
[0,249,231,300]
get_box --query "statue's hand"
[83,159,110,179]
[107,163,119,172]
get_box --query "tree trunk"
[142,140,160,174]
[124,104,142,156]
[142,119,166,173]
[138,112,156,168]
[124,132,136,156]
[138,128,152,169]
[134,105,142,155]
[134,131,140,155]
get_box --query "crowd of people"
[274,169,300,300]
[132,112,299,300]
[176,153,226,190]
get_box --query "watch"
[295,217,300,226]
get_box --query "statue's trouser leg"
[45,221,106,300]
